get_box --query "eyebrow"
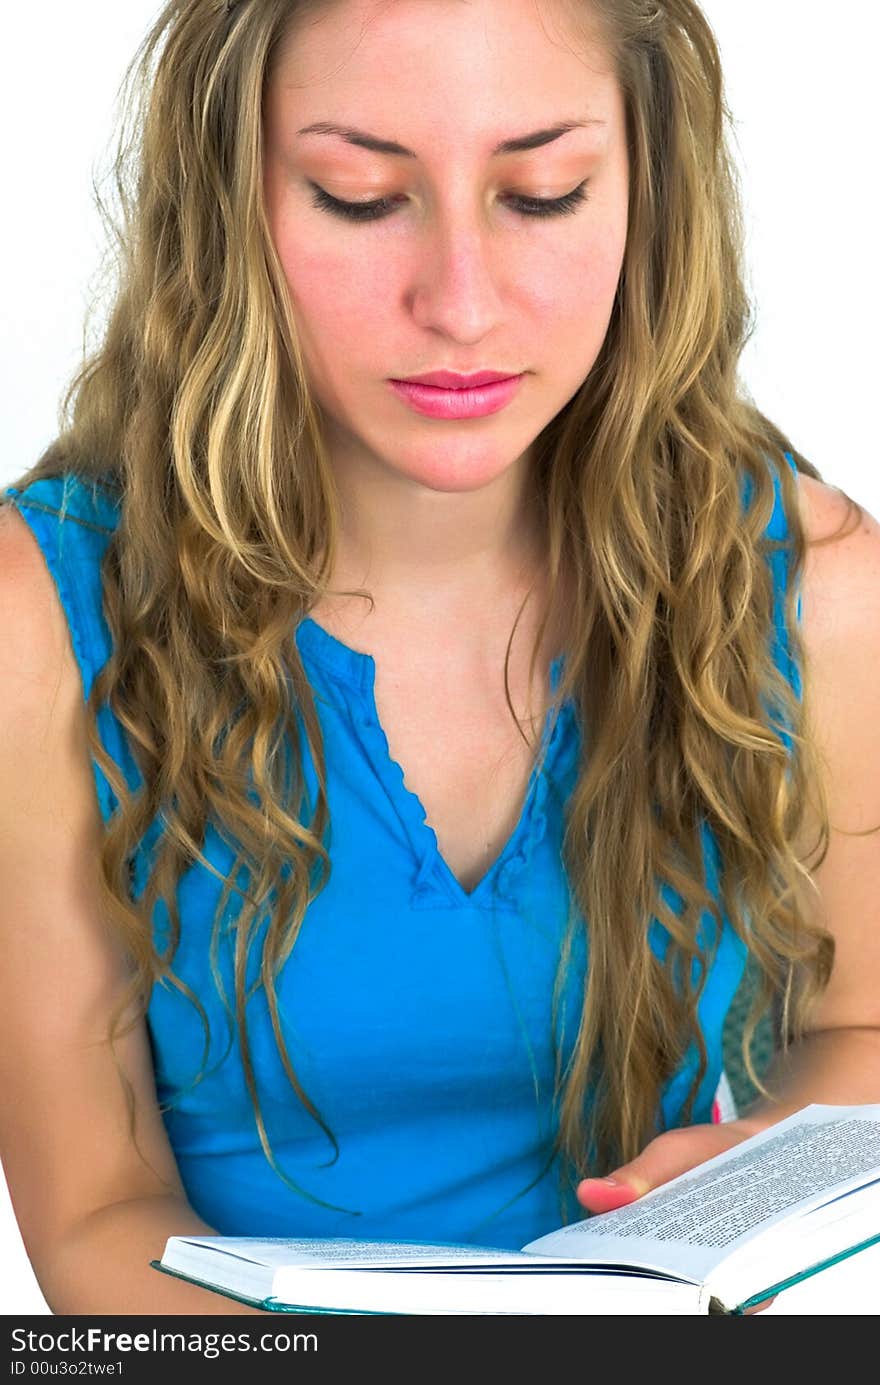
[295,119,606,158]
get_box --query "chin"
[391,453,525,494]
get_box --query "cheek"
[516,219,626,396]
[276,230,392,355]
[264,171,376,350]
[523,232,624,362]
[546,204,627,303]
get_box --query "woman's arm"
[577,471,880,1208]
[0,506,270,1315]
[728,472,880,1122]
[43,1196,270,1316]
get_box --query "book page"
[174,1236,540,1269]
[523,1104,880,1283]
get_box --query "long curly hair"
[4,0,859,1210]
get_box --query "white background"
[1,1,878,1316]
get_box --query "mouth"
[393,370,522,390]
[387,374,525,420]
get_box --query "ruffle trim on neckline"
[294,615,376,700]
[294,615,579,910]
[489,664,579,906]
[404,654,578,910]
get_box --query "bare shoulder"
[793,471,880,645]
[790,467,880,830]
[787,470,880,1033]
[0,500,74,686]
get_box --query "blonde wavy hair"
[5,0,863,1217]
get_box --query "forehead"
[266,0,618,142]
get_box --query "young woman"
[1,0,878,1316]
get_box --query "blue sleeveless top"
[2,454,802,1251]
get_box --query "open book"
[152,1104,880,1315]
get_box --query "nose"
[406,193,508,343]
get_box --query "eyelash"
[307,180,590,223]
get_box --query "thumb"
[576,1123,749,1215]
[576,1162,652,1214]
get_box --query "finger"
[576,1124,748,1214]
[575,1171,650,1214]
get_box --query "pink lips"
[402,370,517,389]
[388,373,524,419]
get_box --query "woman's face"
[263,0,629,496]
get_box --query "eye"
[306,180,590,223]
[506,183,590,219]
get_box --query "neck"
[312,436,552,655]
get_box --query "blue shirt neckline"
[293,614,576,907]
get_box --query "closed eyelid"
[300,150,602,199]
[307,178,586,198]
[293,142,607,186]
[305,179,591,223]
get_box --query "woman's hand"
[575,1118,760,1214]
[575,1119,776,1314]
